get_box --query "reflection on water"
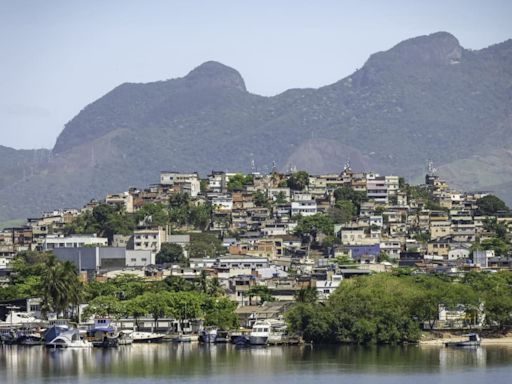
[1,343,512,384]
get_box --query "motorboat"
[249,320,271,346]
[172,333,193,343]
[214,330,230,343]
[130,331,165,343]
[117,331,134,345]
[249,319,288,346]
[88,319,118,348]
[199,327,217,343]
[18,332,43,346]
[445,333,481,348]
[46,329,92,348]
[43,319,70,345]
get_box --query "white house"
[291,200,317,216]
[316,274,343,300]
[133,227,167,254]
[43,234,108,250]
[160,172,201,197]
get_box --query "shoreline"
[420,333,512,346]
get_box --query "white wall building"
[291,200,317,216]
[133,227,167,254]
[160,172,201,197]
[43,234,108,250]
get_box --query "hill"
[1,32,511,221]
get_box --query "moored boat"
[445,333,481,348]
[249,320,271,346]
[46,329,92,348]
[199,327,217,343]
[88,319,119,348]
[130,331,165,343]
[117,331,134,345]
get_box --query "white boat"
[249,320,271,345]
[46,329,92,348]
[130,331,165,343]
[249,319,288,346]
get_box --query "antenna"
[272,160,277,173]
[427,159,437,175]
[344,158,351,172]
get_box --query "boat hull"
[249,336,268,346]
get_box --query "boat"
[248,319,288,346]
[43,319,70,345]
[172,333,193,343]
[18,333,43,346]
[445,333,481,348]
[46,329,92,348]
[130,331,165,343]
[117,331,134,345]
[214,330,230,343]
[267,320,287,345]
[199,327,217,343]
[0,329,17,345]
[233,335,250,346]
[249,320,271,346]
[88,319,118,348]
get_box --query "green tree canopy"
[156,243,186,265]
[227,174,253,192]
[477,195,509,215]
[287,171,309,191]
[294,213,334,242]
[333,187,368,214]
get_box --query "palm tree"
[40,256,82,319]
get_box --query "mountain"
[1,32,511,221]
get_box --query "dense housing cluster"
[1,164,511,342]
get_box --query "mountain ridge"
[1,31,512,221]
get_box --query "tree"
[483,218,508,240]
[254,191,270,208]
[123,296,148,330]
[189,204,211,230]
[83,295,124,319]
[135,203,169,227]
[328,200,354,223]
[333,187,368,214]
[248,285,274,305]
[294,213,334,242]
[294,287,318,304]
[168,291,204,332]
[287,171,309,191]
[477,195,509,215]
[203,297,239,330]
[40,256,82,318]
[164,276,196,292]
[140,292,172,330]
[92,204,135,242]
[227,174,253,192]
[156,243,185,265]
[377,251,392,263]
[479,237,510,256]
[187,232,224,258]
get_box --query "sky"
[1,0,511,150]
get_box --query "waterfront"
[1,344,512,384]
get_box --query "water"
[1,344,512,384]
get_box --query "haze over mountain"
[1,31,511,221]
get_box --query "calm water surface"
[1,343,512,384]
